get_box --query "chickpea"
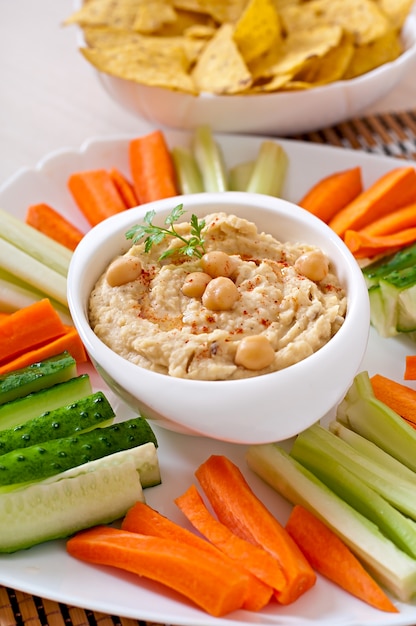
[235,335,275,371]
[202,276,239,311]
[294,250,329,282]
[201,251,236,278]
[182,272,212,298]
[106,256,142,287]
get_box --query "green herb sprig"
[125,204,206,261]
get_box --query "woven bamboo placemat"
[1,109,415,626]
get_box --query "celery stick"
[229,161,254,191]
[329,420,416,483]
[337,371,416,473]
[172,146,204,194]
[291,427,416,558]
[0,237,67,306]
[246,141,288,196]
[292,423,416,520]
[246,443,416,602]
[192,125,228,192]
[0,207,71,277]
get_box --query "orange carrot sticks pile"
[328,167,416,238]
[404,356,416,381]
[286,505,398,613]
[371,373,416,428]
[298,166,363,223]
[0,299,86,374]
[66,525,249,617]
[175,484,286,594]
[299,165,416,261]
[26,203,84,251]
[0,298,65,365]
[109,167,138,209]
[68,169,128,226]
[121,501,272,612]
[195,454,317,605]
[129,130,179,204]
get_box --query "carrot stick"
[285,505,398,613]
[0,325,87,375]
[328,167,416,238]
[0,298,66,365]
[195,454,317,605]
[68,169,127,226]
[404,356,416,381]
[129,130,179,204]
[298,167,363,223]
[344,227,416,259]
[175,484,286,593]
[371,373,416,423]
[109,168,139,208]
[359,202,416,237]
[122,501,272,612]
[25,203,84,251]
[66,525,249,617]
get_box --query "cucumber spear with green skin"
[0,416,158,490]
[0,390,114,455]
[0,352,77,405]
[0,373,93,431]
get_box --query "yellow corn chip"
[65,0,143,29]
[172,0,247,23]
[81,42,197,93]
[133,2,177,33]
[233,0,282,63]
[280,0,391,45]
[249,24,343,80]
[191,23,253,94]
[343,29,403,80]
[375,0,414,29]
[294,32,355,86]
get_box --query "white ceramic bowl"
[82,14,416,136]
[67,191,370,444]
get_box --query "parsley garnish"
[125,204,206,260]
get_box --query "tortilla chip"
[191,23,253,94]
[81,42,197,93]
[149,8,216,36]
[342,29,403,80]
[172,0,247,23]
[185,23,217,38]
[280,0,391,45]
[248,72,294,92]
[132,2,177,33]
[233,0,282,64]
[375,0,414,29]
[65,0,144,29]
[272,0,300,8]
[66,0,413,95]
[249,24,343,80]
[83,25,205,63]
[294,32,355,86]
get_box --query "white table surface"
[1,0,416,188]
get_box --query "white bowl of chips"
[66,0,416,135]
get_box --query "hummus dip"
[89,212,347,380]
